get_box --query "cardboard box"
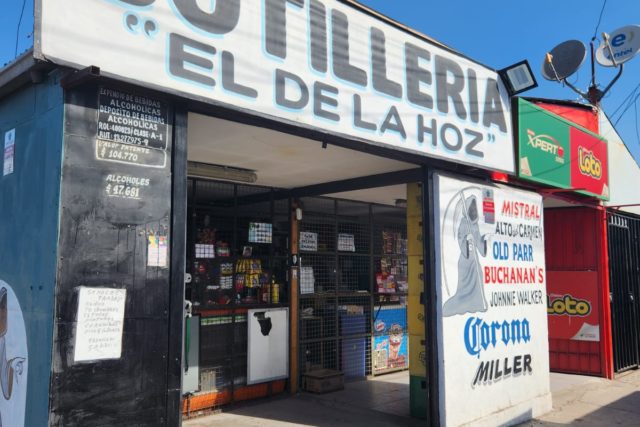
[302,369,344,393]
[409,334,426,377]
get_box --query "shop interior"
[181,113,424,416]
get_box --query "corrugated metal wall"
[0,71,64,426]
[545,208,605,376]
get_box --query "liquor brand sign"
[518,99,609,200]
[38,0,514,173]
[435,173,551,426]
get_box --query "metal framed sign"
[518,99,609,200]
[36,0,514,173]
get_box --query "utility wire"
[591,0,607,41]
[613,92,640,127]
[14,0,27,58]
[635,100,639,144]
[610,83,640,120]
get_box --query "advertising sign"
[38,0,514,173]
[547,271,600,341]
[518,99,609,200]
[435,173,551,426]
[373,306,408,374]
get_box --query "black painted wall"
[50,83,175,426]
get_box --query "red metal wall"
[535,102,599,134]
[545,207,613,377]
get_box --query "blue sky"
[1,0,639,163]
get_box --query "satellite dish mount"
[542,25,640,106]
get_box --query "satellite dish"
[541,40,587,81]
[596,25,640,67]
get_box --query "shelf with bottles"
[190,258,286,309]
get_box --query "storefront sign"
[546,271,600,341]
[518,99,609,199]
[38,0,514,173]
[96,87,168,168]
[435,173,550,426]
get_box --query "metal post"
[422,166,440,427]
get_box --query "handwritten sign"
[338,233,356,252]
[299,232,318,252]
[74,287,126,362]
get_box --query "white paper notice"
[3,128,15,176]
[299,232,318,252]
[74,287,126,362]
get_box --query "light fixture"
[187,161,258,183]
[498,60,538,96]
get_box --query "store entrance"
[180,112,425,419]
[296,195,410,381]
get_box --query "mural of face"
[0,281,28,427]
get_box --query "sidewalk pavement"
[184,369,640,426]
[525,369,640,426]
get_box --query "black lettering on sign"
[97,87,169,151]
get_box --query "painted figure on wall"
[442,192,491,317]
[0,282,28,427]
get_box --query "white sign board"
[38,0,514,173]
[248,308,289,384]
[74,287,127,362]
[3,129,15,176]
[299,232,318,252]
[435,174,551,426]
[337,233,355,252]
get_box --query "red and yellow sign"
[518,99,609,200]
[546,271,600,341]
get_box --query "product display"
[373,305,409,375]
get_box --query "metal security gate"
[298,196,408,383]
[608,213,640,373]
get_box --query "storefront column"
[168,107,188,425]
[290,200,300,393]
[422,166,440,427]
[598,207,614,379]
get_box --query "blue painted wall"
[0,71,64,427]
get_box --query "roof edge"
[0,49,55,100]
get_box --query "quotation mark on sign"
[486,133,497,143]
[108,0,159,39]
[124,12,159,38]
